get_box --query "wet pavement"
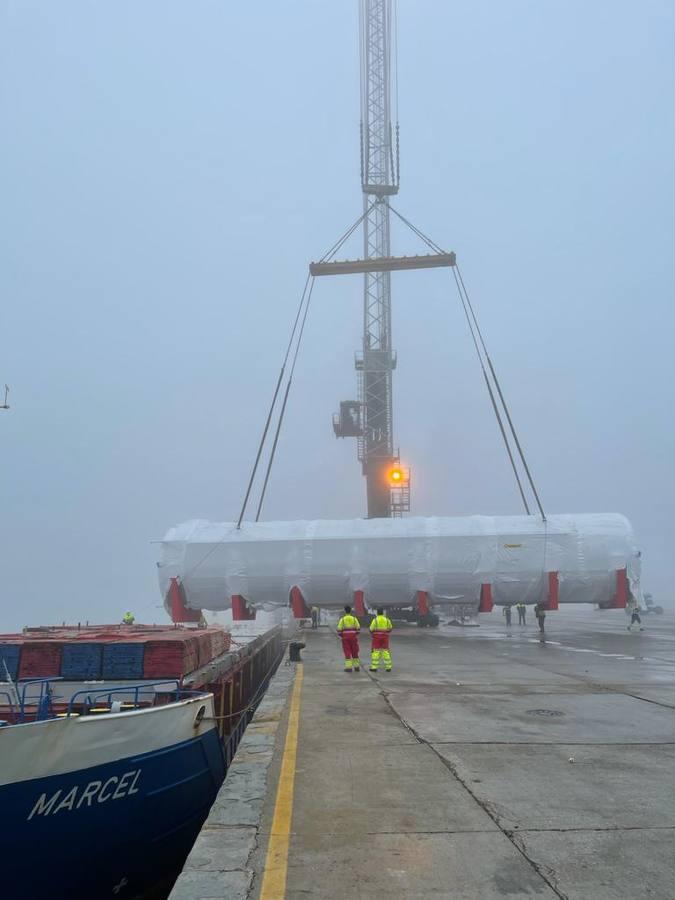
[173,608,675,898]
[251,607,675,899]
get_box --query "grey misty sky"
[1,1,673,631]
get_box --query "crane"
[332,0,403,519]
[311,1,537,529]
[242,0,453,527]
[175,0,552,628]
[245,0,527,533]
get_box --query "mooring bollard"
[288,641,305,663]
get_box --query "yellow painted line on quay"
[259,664,304,900]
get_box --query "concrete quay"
[170,658,295,899]
[174,607,675,899]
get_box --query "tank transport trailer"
[159,513,641,628]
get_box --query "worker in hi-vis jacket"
[534,602,546,633]
[336,605,361,672]
[369,607,393,672]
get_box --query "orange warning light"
[388,466,404,484]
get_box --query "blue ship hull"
[2,725,225,899]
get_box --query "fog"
[1,1,673,632]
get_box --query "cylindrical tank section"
[158,514,641,615]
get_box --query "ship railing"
[65,680,209,717]
[16,677,63,723]
[0,690,17,724]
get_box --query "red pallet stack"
[18,641,63,678]
[210,629,230,659]
[2,624,231,683]
[142,634,201,679]
[196,632,211,668]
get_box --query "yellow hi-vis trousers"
[370,647,392,671]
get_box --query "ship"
[0,622,283,899]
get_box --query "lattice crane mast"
[332,0,404,519]
[243,1,543,538]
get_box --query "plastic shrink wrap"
[158,513,641,613]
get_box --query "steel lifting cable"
[236,272,312,530]
[235,201,378,532]
[392,0,401,188]
[251,201,381,522]
[450,266,531,515]
[454,264,546,521]
[393,0,400,125]
[318,199,379,263]
[387,203,444,254]
[180,206,381,586]
[388,202,546,520]
[254,275,316,521]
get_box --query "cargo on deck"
[0,623,232,683]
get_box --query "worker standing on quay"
[369,607,393,672]
[311,606,319,629]
[534,602,546,633]
[628,605,644,632]
[503,604,512,626]
[516,601,527,625]
[336,605,361,672]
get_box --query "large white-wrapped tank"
[158,513,641,612]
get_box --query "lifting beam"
[310,252,456,277]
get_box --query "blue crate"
[61,643,103,680]
[0,645,20,681]
[102,643,145,679]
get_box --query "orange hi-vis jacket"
[337,614,361,635]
